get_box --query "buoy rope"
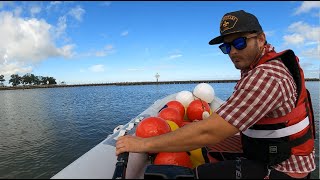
[192,93,207,112]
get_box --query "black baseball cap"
[209,10,263,45]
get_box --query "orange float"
[166,100,185,119]
[158,107,183,127]
[154,152,192,168]
[135,117,171,138]
[186,99,210,121]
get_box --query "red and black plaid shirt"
[216,58,315,173]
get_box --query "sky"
[0,1,319,85]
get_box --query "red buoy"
[166,100,185,119]
[158,107,183,127]
[135,117,171,138]
[154,152,192,168]
[186,99,210,121]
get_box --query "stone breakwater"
[0,78,319,91]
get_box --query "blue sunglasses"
[219,34,258,54]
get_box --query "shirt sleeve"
[215,67,286,131]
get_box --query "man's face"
[223,32,262,70]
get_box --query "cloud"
[301,44,320,59]
[283,21,320,46]
[13,6,22,17]
[0,1,14,9]
[288,22,319,40]
[101,2,112,7]
[168,54,182,59]
[57,44,76,58]
[77,45,115,58]
[305,69,320,78]
[283,21,320,59]
[45,1,62,12]
[88,64,105,72]
[55,15,67,38]
[312,12,320,17]
[121,30,129,36]
[294,1,320,15]
[302,66,320,78]
[283,34,305,45]
[50,1,62,6]
[49,5,85,40]
[300,62,316,69]
[0,11,75,75]
[0,63,33,76]
[305,41,318,46]
[30,6,41,17]
[264,31,275,37]
[95,45,115,57]
[68,5,85,22]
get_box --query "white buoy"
[202,111,210,119]
[176,90,194,108]
[210,96,224,112]
[193,83,215,104]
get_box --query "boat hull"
[51,93,225,179]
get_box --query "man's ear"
[258,32,266,46]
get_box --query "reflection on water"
[0,82,318,178]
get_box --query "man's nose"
[229,45,238,55]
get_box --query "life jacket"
[241,49,316,166]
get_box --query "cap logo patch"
[220,15,238,33]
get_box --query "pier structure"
[0,78,318,90]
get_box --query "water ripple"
[0,83,318,178]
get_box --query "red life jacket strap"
[256,102,307,125]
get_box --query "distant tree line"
[0,73,57,86]
[0,75,5,86]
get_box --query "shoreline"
[0,78,319,91]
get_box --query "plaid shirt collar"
[240,44,275,78]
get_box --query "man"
[116,10,315,179]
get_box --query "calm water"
[0,82,319,179]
